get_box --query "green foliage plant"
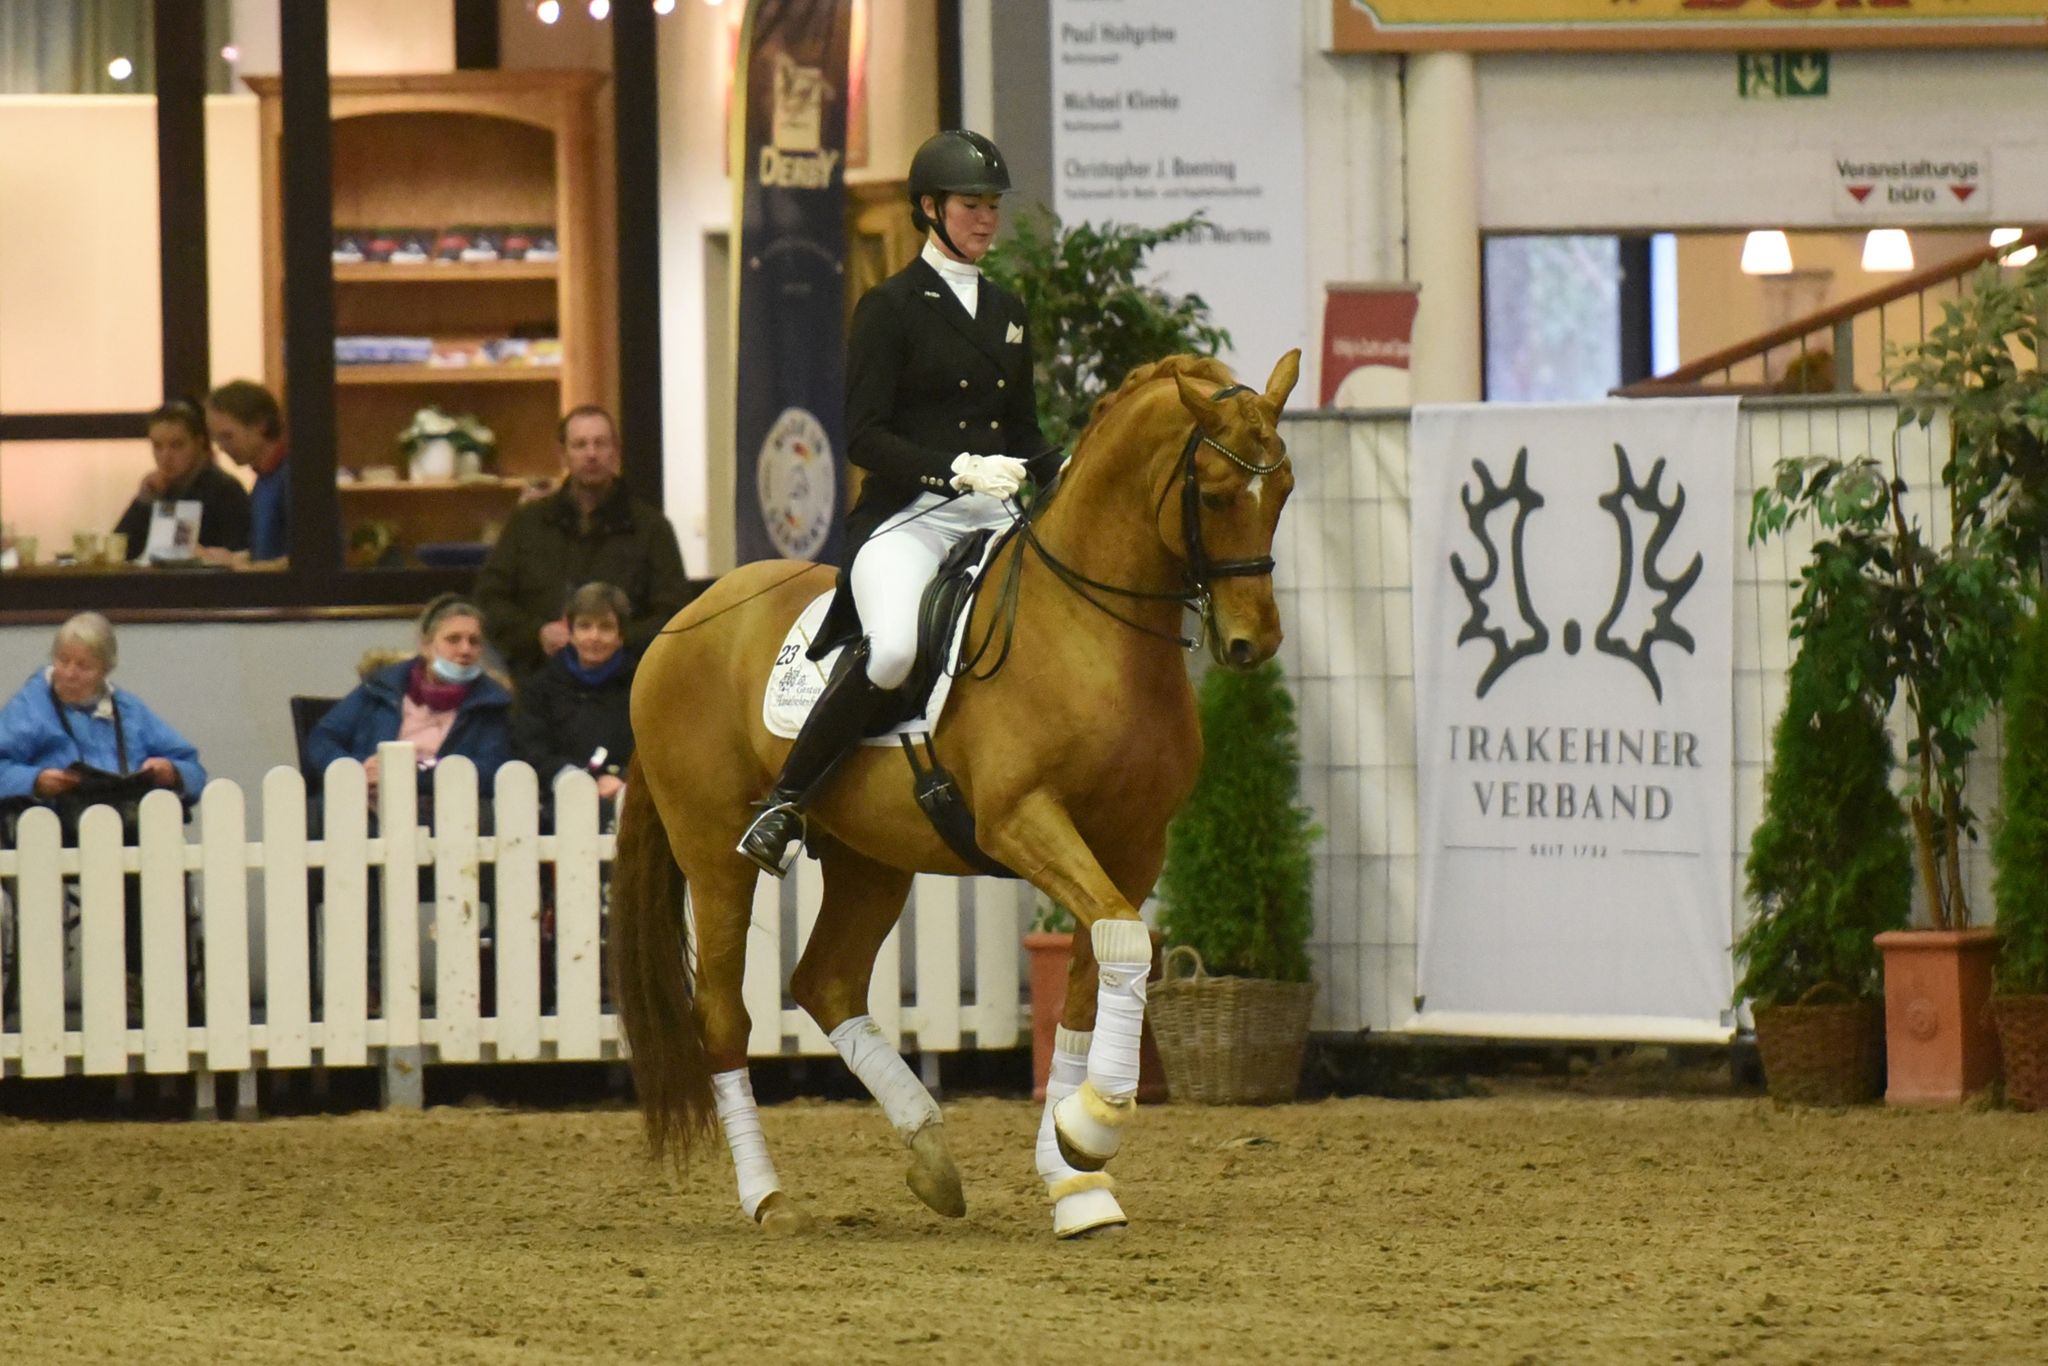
[981,209,1231,450]
[1750,255,2048,929]
[1159,661,1319,982]
[1993,607,2048,995]
[1736,607,1912,1006]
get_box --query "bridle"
[961,382,1286,675]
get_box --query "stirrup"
[737,801,804,878]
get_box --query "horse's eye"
[1201,492,1232,511]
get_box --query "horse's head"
[1166,349,1301,669]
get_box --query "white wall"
[1475,49,2048,231]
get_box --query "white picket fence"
[0,742,1031,1088]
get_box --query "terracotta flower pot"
[1991,995,2048,1111]
[1874,928,2001,1106]
[1024,930,1167,1103]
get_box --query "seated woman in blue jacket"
[306,594,513,805]
[0,611,205,832]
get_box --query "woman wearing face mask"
[110,398,252,560]
[306,594,513,800]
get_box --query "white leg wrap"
[711,1069,781,1220]
[1085,918,1151,1101]
[829,1014,943,1142]
[1039,1026,1127,1238]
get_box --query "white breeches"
[850,490,1011,690]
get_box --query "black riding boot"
[737,648,891,877]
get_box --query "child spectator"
[511,581,636,805]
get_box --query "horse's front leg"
[982,792,1154,1180]
[1031,935,1128,1237]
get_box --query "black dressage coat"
[810,255,1056,658]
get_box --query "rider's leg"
[734,519,944,877]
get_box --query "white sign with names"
[1050,0,1308,381]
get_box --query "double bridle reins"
[959,382,1286,677]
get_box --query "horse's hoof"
[906,1124,967,1218]
[1052,1083,1132,1173]
[1053,1186,1127,1240]
[754,1191,812,1237]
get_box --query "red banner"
[1320,284,1420,408]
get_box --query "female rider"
[738,130,1058,876]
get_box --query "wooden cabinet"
[251,71,615,563]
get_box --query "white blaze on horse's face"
[1246,473,1266,508]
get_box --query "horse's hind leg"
[791,845,965,1219]
[690,858,810,1236]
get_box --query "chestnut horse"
[612,350,1301,1237]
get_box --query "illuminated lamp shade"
[589,0,610,17]
[107,56,134,81]
[1992,227,2037,267]
[653,0,675,11]
[1862,229,1915,273]
[536,0,561,22]
[1740,230,1793,276]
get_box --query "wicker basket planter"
[1148,947,1315,1105]
[1992,996,2048,1111]
[1752,989,1884,1106]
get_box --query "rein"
[959,381,1284,676]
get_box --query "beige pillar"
[1403,51,1481,403]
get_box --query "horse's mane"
[1083,354,1236,433]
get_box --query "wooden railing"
[1618,227,2048,398]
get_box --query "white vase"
[409,437,457,482]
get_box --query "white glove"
[949,453,1029,500]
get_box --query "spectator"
[113,398,252,561]
[476,404,692,679]
[0,612,205,833]
[205,379,290,565]
[305,594,513,803]
[511,581,636,805]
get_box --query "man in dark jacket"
[476,405,694,678]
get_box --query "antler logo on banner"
[1452,444,1700,701]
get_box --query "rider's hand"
[950,453,1027,500]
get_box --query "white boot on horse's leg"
[712,1068,810,1235]
[1052,918,1149,1172]
[1039,1026,1127,1239]
[827,1014,964,1217]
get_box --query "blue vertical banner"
[731,0,851,565]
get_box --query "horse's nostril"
[1227,638,1254,666]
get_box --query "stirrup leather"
[737,800,805,877]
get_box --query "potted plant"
[981,210,1231,452]
[1735,603,1911,1104]
[399,405,496,482]
[1992,605,2048,1109]
[1751,255,2046,1104]
[1152,660,1320,1104]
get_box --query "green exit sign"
[1739,51,1830,99]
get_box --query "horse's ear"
[1263,349,1302,412]
[1175,371,1230,435]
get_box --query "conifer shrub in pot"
[1736,602,1909,1105]
[1153,661,1320,1104]
[1992,606,2048,1110]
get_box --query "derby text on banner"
[1329,0,2048,51]
[1407,400,1740,1041]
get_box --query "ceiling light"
[220,44,240,63]
[1862,229,1914,273]
[1740,230,1792,276]
[537,0,561,23]
[653,0,676,11]
[2007,245,2040,268]
[589,0,611,17]
[1991,227,2024,248]
[107,56,134,81]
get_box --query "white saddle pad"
[761,534,1006,744]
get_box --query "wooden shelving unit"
[251,70,615,567]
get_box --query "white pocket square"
[1005,322,1023,344]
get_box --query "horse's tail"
[610,753,716,1166]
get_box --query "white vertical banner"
[1409,400,1739,1040]
[1049,0,1307,380]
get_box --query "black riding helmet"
[908,130,1011,258]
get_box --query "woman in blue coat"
[0,612,205,824]
[306,594,513,803]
